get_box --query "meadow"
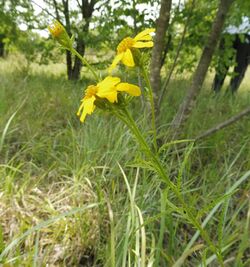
[0,54,250,266]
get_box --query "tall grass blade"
[107,200,116,267]
[32,231,40,267]
[0,111,18,153]
[184,170,250,253]
[136,205,146,267]
[154,189,168,267]
[173,244,204,267]
[234,199,250,266]
[0,99,26,153]
[197,243,234,267]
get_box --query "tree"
[34,0,99,80]
[0,0,37,57]
[150,0,172,105]
[170,0,234,138]
[0,0,21,57]
[36,0,159,80]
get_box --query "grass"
[0,54,249,266]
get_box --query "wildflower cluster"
[47,22,226,265]
[48,20,155,122]
[77,76,141,122]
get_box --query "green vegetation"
[1,0,250,265]
[0,55,249,266]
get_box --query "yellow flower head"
[48,20,72,50]
[48,20,64,37]
[109,28,155,72]
[77,76,141,122]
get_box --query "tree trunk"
[61,0,75,80]
[158,0,195,108]
[71,38,85,80]
[170,0,233,138]
[132,0,138,33]
[0,34,5,57]
[150,0,172,100]
[160,34,172,67]
[69,0,96,80]
[66,50,73,80]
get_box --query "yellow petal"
[77,101,85,116]
[134,35,152,41]
[121,49,135,67]
[116,83,141,96]
[101,91,118,103]
[108,53,124,72]
[48,20,64,38]
[96,76,120,103]
[134,28,155,41]
[133,41,154,48]
[98,76,121,90]
[77,96,96,122]
[97,87,118,103]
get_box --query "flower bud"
[48,20,73,50]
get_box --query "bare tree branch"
[162,107,250,155]
[30,0,57,20]
[195,107,250,141]
[76,0,81,9]
[52,0,60,20]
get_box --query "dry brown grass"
[0,177,100,266]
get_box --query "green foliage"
[0,0,60,68]
[15,31,60,67]
[1,0,248,78]
[0,59,249,266]
[90,0,159,50]
[0,0,250,265]
[164,0,218,73]
[228,0,250,25]
[165,0,250,74]
[0,0,35,48]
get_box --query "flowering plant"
[48,21,225,266]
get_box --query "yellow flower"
[48,20,72,50]
[109,28,155,72]
[77,76,141,122]
[48,20,64,37]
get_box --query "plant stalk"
[70,48,100,81]
[115,106,224,266]
[140,65,158,153]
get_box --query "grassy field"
[0,55,250,266]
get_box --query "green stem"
[115,107,224,266]
[140,65,158,153]
[122,107,174,188]
[70,48,100,81]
